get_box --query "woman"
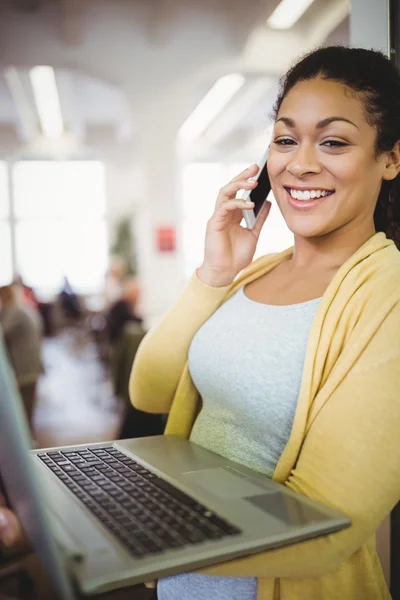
[129,46,400,600]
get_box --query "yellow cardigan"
[129,232,400,600]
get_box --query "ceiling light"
[267,0,316,29]
[179,73,245,142]
[205,78,274,145]
[30,66,64,138]
[4,67,38,141]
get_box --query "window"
[182,162,293,278]
[0,163,13,285]
[3,161,108,294]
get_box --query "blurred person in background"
[58,276,82,323]
[13,274,54,337]
[12,275,39,312]
[104,256,128,309]
[130,47,400,600]
[107,277,164,439]
[87,259,130,364]
[107,275,142,344]
[0,285,42,432]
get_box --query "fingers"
[0,508,23,548]
[230,163,259,183]
[216,178,258,207]
[252,200,272,237]
[216,164,259,207]
[210,198,254,229]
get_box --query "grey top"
[157,287,320,600]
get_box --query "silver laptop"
[0,335,350,600]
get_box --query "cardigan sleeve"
[197,312,400,579]
[129,273,229,414]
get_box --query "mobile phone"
[241,147,271,229]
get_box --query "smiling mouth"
[284,187,335,201]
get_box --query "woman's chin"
[285,221,329,240]
[278,204,338,240]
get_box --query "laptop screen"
[0,333,76,600]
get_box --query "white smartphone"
[241,146,271,229]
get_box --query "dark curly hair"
[273,46,400,250]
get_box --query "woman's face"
[267,77,390,240]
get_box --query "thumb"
[0,510,11,530]
[0,508,22,548]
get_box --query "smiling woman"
[269,47,400,252]
[268,80,396,247]
[130,46,400,600]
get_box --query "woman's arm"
[197,314,400,579]
[129,273,229,414]
[130,162,273,416]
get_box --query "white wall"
[350,0,389,54]
[105,160,141,235]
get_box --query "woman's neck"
[291,220,377,271]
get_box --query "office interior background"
[0,0,353,322]
[0,0,398,598]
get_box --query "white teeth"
[289,189,332,201]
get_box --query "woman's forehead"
[277,78,366,126]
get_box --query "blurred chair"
[87,311,110,364]
[375,503,400,598]
[376,514,391,588]
[18,382,37,433]
[390,501,400,599]
[111,323,165,439]
[37,301,54,338]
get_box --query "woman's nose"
[286,144,321,178]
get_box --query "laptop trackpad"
[183,467,267,499]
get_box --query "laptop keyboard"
[37,445,241,558]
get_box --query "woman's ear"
[383,140,400,181]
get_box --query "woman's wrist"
[196,265,234,288]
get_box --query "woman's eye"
[274,138,296,146]
[321,140,348,147]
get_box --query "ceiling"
[0,0,350,161]
[0,68,133,144]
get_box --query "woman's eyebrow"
[275,116,359,130]
[316,116,359,130]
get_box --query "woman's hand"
[0,496,25,550]
[197,164,271,287]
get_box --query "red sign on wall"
[156,226,176,252]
